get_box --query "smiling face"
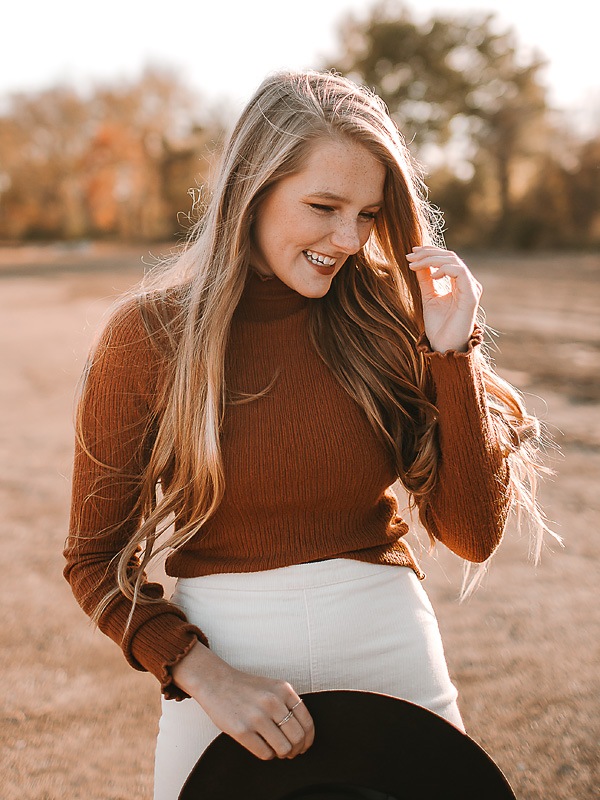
[251,137,387,298]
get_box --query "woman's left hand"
[406,246,482,353]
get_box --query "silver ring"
[290,699,303,711]
[276,709,294,727]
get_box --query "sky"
[3,0,599,131]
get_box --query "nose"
[329,218,362,255]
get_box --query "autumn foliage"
[0,7,598,249]
[0,68,222,243]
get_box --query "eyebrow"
[308,191,384,208]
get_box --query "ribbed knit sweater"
[64,270,511,700]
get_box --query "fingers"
[270,712,307,759]
[233,691,314,761]
[189,658,315,763]
[241,707,309,761]
[242,732,277,761]
[406,246,482,303]
[267,696,314,759]
[406,247,462,277]
[290,698,315,753]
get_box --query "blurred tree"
[0,67,222,241]
[86,67,203,239]
[0,86,90,238]
[512,133,600,248]
[159,124,223,239]
[570,136,600,244]
[327,1,551,246]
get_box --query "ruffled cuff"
[129,612,209,701]
[416,325,484,359]
[416,324,487,419]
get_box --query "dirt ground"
[0,244,598,799]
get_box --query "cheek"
[359,223,375,248]
[254,209,284,258]
[296,213,333,245]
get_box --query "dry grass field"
[0,244,598,799]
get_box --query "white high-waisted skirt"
[153,558,463,800]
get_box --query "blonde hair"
[77,70,555,623]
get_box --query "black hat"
[179,690,516,799]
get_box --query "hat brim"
[179,690,516,799]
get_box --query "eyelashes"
[309,203,378,221]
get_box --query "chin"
[295,277,335,298]
[296,263,342,298]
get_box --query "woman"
[64,70,549,799]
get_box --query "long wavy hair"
[79,70,555,624]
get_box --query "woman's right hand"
[170,640,315,760]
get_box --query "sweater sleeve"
[415,328,512,563]
[63,300,208,700]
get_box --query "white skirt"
[153,558,463,800]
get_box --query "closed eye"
[310,203,378,221]
[309,203,334,213]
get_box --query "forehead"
[285,137,387,203]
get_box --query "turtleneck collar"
[236,269,309,322]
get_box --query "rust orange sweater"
[64,271,511,699]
